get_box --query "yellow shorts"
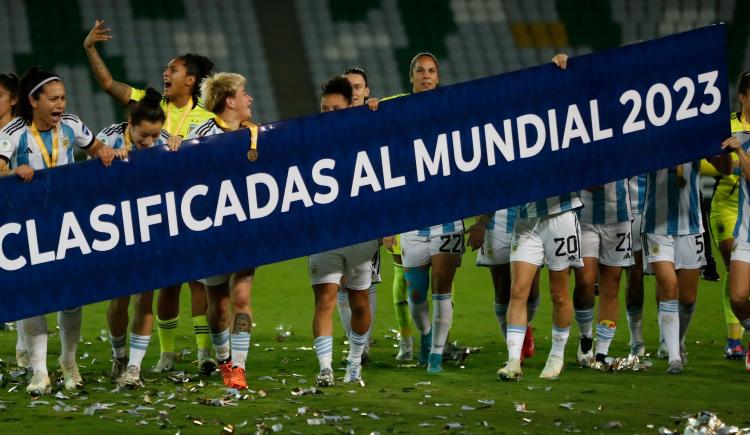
[386,234,402,256]
[710,207,737,245]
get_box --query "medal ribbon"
[30,122,59,168]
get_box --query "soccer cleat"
[16,350,30,370]
[539,355,565,379]
[151,352,175,373]
[111,356,129,381]
[577,336,594,367]
[497,359,522,381]
[343,362,362,384]
[629,342,646,358]
[59,358,84,390]
[229,367,248,389]
[315,368,335,387]
[522,327,535,359]
[427,353,443,374]
[724,339,746,360]
[198,356,218,376]
[666,359,683,374]
[680,345,688,365]
[418,331,432,366]
[396,336,413,361]
[656,340,669,360]
[26,372,51,396]
[117,365,143,389]
[219,361,233,387]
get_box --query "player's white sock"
[678,303,695,347]
[128,334,151,368]
[109,334,127,359]
[595,321,616,356]
[495,303,508,337]
[626,306,644,344]
[506,325,527,360]
[575,308,594,338]
[431,294,453,355]
[348,331,367,365]
[550,325,570,358]
[314,336,333,371]
[231,332,251,369]
[58,308,81,366]
[22,316,49,375]
[527,295,540,323]
[336,291,352,339]
[210,329,231,362]
[658,301,680,362]
[410,300,431,335]
[16,326,26,352]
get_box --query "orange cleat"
[219,361,233,387]
[229,366,248,389]
[522,326,535,360]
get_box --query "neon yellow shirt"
[130,87,213,137]
[703,113,742,214]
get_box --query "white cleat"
[497,359,522,381]
[576,337,594,367]
[539,355,565,379]
[315,367,335,387]
[396,336,414,361]
[117,365,143,389]
[59,357,84,390]
[343,362,363,384]
[151,352,175,373]
[629,342,646,358]
[26,371,51,396]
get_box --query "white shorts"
[580,221,634,267]
[200,274,230,287]
[309,240,379,290]
[731,239,750,263]
[476,226,512,266]
[400,231,465,268]
[510,211,584,272]
[645,233,707,270]
[631,213,643,252]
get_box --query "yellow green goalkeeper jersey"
[130,87,213,138]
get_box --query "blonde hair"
[200,72,246,114]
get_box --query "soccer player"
[336,68,379,363]
[84,19,215,372]
[626,174,648,357]
[468,209,539,360]
[720,131,750,372]
[643,159,712,374]
[0,72,31,370]
[174,72,258,389]
[0,67,119,395]
[573,181,633,366]
[100,88,170,387]
[310,76,379,386]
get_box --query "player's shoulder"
[97,122,127,145]
[189,118,218,138]
[0,116,28,140]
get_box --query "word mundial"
[0,71,721,272]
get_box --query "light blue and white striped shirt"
[518,192,582,219]
[487,208,517,234]
[628,174,647,215]
[733,133,750,243]
[578,180,632,225]
[642,162,703,236]
[409,220,465,237]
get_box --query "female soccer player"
[626,174,648,357]
[309,76,379,386]
[720,130,750,372]
[100,88,169,387]
[573,181,633,366]
[179,72,258,389]
[468,209,539,361]
[84,20,216,372]
[0,67,119,395]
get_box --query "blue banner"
[0,25,729,322]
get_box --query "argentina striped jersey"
[642,161,703,235]
[578,180,632,224]
[517,192,582,219]
[733,132,750,242]
[487,208,517,234]
[628,174,647,214]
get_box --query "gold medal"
[245,121,259,162]
[30,122,59,168]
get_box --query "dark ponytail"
[18,66,60,123]
[176,53,214,102]
[0,73,20,116]
[130,87,165,125]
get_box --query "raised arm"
[83,20,132,106]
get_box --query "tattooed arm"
[83,20,132,106]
